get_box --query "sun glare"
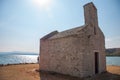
[33,0,52,8]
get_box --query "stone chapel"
[39,2,106,77]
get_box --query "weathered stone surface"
[39,2,106,77]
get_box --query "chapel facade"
[39,2,106,77]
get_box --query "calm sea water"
[0,54,38,64]
[106,56,120,66]
[0,55,120,65]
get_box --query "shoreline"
[0,63,120,66]
[0,63,38,66]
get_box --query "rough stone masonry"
[39,2,106,77]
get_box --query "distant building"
[39,2,106,77]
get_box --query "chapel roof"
[49,25,86,39]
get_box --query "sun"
[33,0,52,8]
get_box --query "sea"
[0,54,120,66]
[0,54,38,65]
[106,56,120,66]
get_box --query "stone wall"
[81,24,106,77]
[40,30,89,77]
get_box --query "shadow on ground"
[38,70,120,80]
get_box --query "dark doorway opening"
[95,52,99,74]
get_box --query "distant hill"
[1,49,120,56]
[106,48,120,56]
[0,51,38,55]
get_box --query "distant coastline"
[0,51,38,55]
[106,55,120,57]
[1,48,120,56]
[106,48,120,56]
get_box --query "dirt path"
[0,64,40,80]
[0,64,120,80]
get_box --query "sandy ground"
[0,64,120,80]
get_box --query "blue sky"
[0,0,120,53]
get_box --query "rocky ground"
[0,64,120,80]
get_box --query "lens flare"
[33,0,52,8]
